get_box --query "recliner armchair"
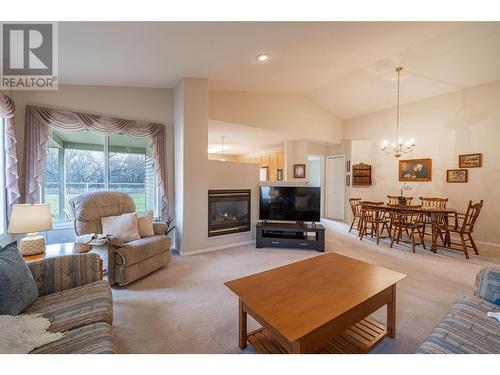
[69,191,171,286]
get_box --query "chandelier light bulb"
[380,66,416,158]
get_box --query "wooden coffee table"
[225,253,406,354]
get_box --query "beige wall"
[11,84,175,217]
[285,140,328,182]
[174,78,209,254]
[307,142,327,156]
[175,79,261,254]
[285,140,308,181]
[209,91,343,144]
[343,80,500,245]
[204,160,260,251]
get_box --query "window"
[0,119,6,236]
[43,129,156,222]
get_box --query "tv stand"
[256,222,325,252]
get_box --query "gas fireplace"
[208,190,251,237]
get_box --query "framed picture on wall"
[346,174,350,186]
[346,160,350,172]
[293,164,306,178]
[399,158,432,181]
[447,169,468,183]
[459,153,482,168]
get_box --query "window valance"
[24,105,168,217]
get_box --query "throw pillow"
[137,211,155,238]
[0,241,38,315]
[101,212,141,243]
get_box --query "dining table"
[359,202,456,253]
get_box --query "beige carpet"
[111,220,500,354]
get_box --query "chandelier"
[380,67,415,158]
[220,136,225,161]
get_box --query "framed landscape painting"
[399,158,432,181]
[459,153,482,168]
[447,169,468,183]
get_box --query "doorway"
[325,155,345,220]
[308,155,325,218]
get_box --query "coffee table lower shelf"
[247,317,387,354]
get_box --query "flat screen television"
[259,186,321,222]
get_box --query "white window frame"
[42,130,158,224]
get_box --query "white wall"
[325,141,351,222]
[343,80,500,245]
[308,158,321,187]
[209,91,343,144]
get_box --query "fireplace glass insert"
[208,190,251,237]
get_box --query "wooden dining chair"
[386,196,413,235]
[390,205,426,253]
[387,195,413,205]
[419,197,448,209]
[348,198,363,233]
[359,202,391,245]
[437,200,483,259]
[419,197,449,240]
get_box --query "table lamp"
[8,204,53,256]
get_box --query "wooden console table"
[256,222,325,252]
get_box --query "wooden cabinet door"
[269,153,278,180]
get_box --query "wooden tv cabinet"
[256,222,325,252]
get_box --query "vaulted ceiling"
[59,22,500,119]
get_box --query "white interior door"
[326,156,345,220]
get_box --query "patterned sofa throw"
[0,242,38,314]
[475,267,500,305]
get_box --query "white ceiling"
[59,22,500,119]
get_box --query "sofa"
[417,267,499,354]
[23,253,116,354]
[69,191,171,286]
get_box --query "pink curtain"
[0,93,20,211]
[24,105,168,217]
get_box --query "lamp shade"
[7,204,53,234]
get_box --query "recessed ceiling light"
[256,53,271,62]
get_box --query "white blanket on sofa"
[0,313,65,354]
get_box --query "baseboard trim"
[182,240,255,256]
[476,240,500,248]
